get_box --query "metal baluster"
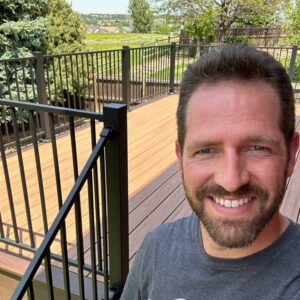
[0,127,19,242]
[100,151,109,300]
[13,62,21,101]
[52,57,58,104]
[86,53,92,109]
[28,110,48,234]
[44,250,54,299]
[11,107,35,247]
[70,54,76,109]
[48,113,71,299]
[69,115,85,298]
[22,61,29,101]
[4,62,12,100]
[76,54,82,109]
[28,282,35,300]
[64,55,71,108]
[90,119,103,271]
[0,212,5,238]
[81,54,86,110]
[88,173,98,299]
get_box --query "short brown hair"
[177,44,295,150]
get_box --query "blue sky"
[67,0,129,14]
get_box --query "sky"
[67,0,129,14]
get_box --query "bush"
[224,35,251,44]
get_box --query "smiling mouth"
[213,197,252,208]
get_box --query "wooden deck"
[1,95,300,296]
[0,95,179,277]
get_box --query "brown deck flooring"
[0,95,179,272]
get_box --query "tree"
[0,0,48,58]
[129,0,154,33]
[0,0,48,122]
[0,0,86,120]
[46,0,86,54]
[185,6,216,43]
[283,0,300,45]
[153,0,282,41]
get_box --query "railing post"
[289,45,298,79]
[103,104,129,293]
[122,46,130,109]
[33,51,51,140]
[169,42,176,94]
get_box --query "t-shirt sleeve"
[120,234,152,300]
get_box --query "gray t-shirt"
[121,213,300,300]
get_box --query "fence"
[173,44,300,96]
[0,45,174,147]
[0,99,128,299]
[1,43,300,149]
[217,26,291,46]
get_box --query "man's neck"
[200,213,289,259]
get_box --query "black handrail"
[11,127,111,300]
[1,99,128,299]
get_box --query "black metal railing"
[0,45,175,148]
[0,99,128,299]
[172,44,300,94]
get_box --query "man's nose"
[214,151,250,192]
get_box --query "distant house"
[85,25,121,34]
[86,25,98,34]
[99,26,120,33]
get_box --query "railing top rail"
[11,128,111,300]
[176,43,295,50]
[0,56,35,63]
[0,99,104,121]
[44,48,123,59]
[134,44,171,51]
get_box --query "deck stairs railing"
[0,99,128,299]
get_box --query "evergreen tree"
[129,0,154,33]
[46,0,86,54]
[0,0,48,58]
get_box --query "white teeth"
[214,197,250,208]
[231,200,239,208]
[224,200,231,207]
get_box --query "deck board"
[280,116,300,222]
[0,95,178,258]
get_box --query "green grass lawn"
[84,33,178,51]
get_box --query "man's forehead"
[184,79,282,139]
[187,79,280,112]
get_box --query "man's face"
[176,80,299,249]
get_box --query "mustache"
[195,183,268,200]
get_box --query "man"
[121,44,300,299]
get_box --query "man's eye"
[198,148,216,154]
[248,145,270,152]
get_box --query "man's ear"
[175,140,183,172]
[287,132,299,177]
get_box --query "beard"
[184,178,287,249]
